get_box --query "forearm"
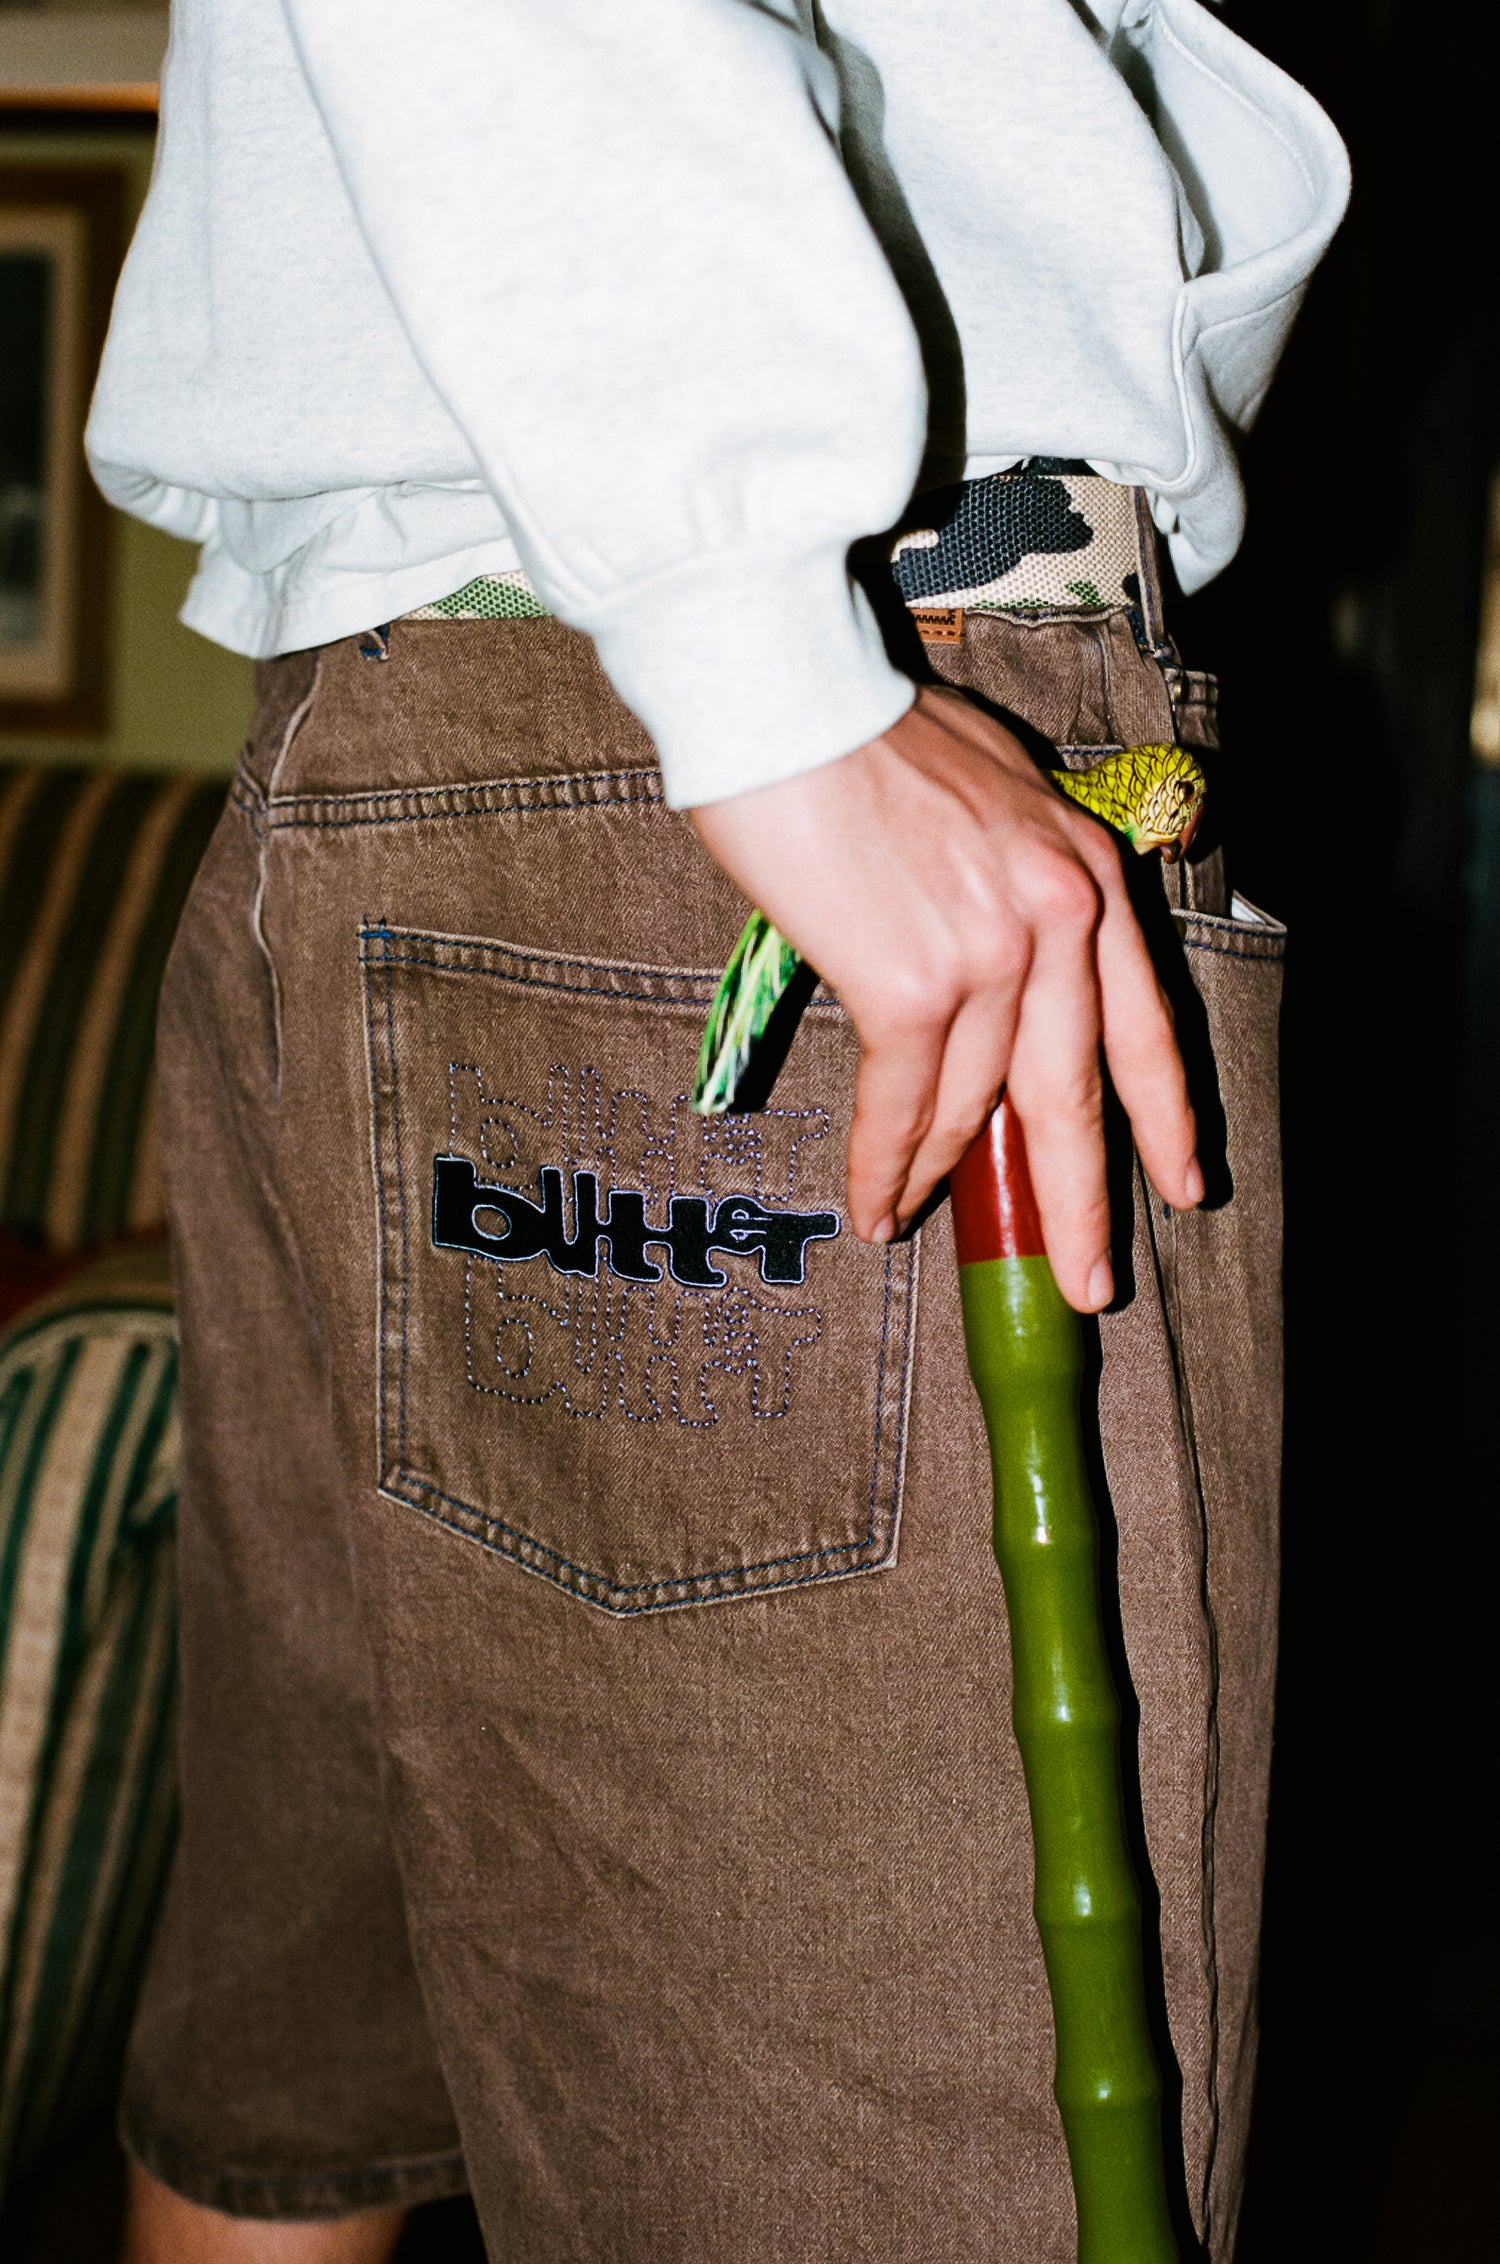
[279,0,925,803]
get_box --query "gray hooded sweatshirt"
[86,0,1348,805]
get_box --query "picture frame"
[0,165,123,734]
[0,8,166,117]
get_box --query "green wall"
[1,124,253,777]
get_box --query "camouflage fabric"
[400,465,1149,632]
[405,570,548,623]
[890,464,1147,616]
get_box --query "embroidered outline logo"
[432,1155,841,1288]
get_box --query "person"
[88,4,1348,2259]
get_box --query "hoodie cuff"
[582,541,916,809]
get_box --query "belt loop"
[1129,488,1190,728]
[1130,489,1170,651]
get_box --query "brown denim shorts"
[123,569,1285,2261]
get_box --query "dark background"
[1176,4,1499,2257]
[6,3,1498,2257]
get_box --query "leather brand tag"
[910,605,965,644]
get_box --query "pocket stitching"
[385,1229,910,1613]
[362,922,916,1615]
[265,769,663,830]
[1179,931,1285,961]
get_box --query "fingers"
[690,696,1201,1311]
[845,1007,951,1242]
[1091,867,1200,1208]
[1004,871,1113,1311]
[846,824,1199,1318]
[897,983,1020,1225]
[844,901,1028,1240]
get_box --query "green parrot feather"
[692,911,804,1115]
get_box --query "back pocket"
[361,923,918,1614]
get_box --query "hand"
[689,684,1202,1313]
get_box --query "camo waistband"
[403,463,1152,630]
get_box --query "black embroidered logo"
[432,1155,840,1287]
[435,1063,841,1426]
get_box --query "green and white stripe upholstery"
[0,765,206,2206]
[0,1242,179,2198]
[0,764,226,1255]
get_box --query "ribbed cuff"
[584,542,915,809]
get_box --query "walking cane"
[693,744,1206,2264]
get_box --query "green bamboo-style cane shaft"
[953,1104,1176,2263]
[695,903,1185,2260]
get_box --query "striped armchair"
[0,762,227,2209]
[0,764,225,1259]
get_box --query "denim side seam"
[1136,1156,1224,2243]
[251,654,322,1084]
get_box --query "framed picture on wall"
[0,167,123,733]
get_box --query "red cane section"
[950,1094,1047,1264]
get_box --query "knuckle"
[875,946,965,1031]
[1011,1056,1104,1125]
[1082,829,1125,891]
[876,979,944,1038]
[940,1113,1000,1181]
[1023,852,1101,930]
[930,1084,1003,1160]
[852,1071,934,1153]
[964,900,1028,989]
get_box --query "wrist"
[587,544,915,810]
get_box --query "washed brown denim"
[123,584,1284,2261]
